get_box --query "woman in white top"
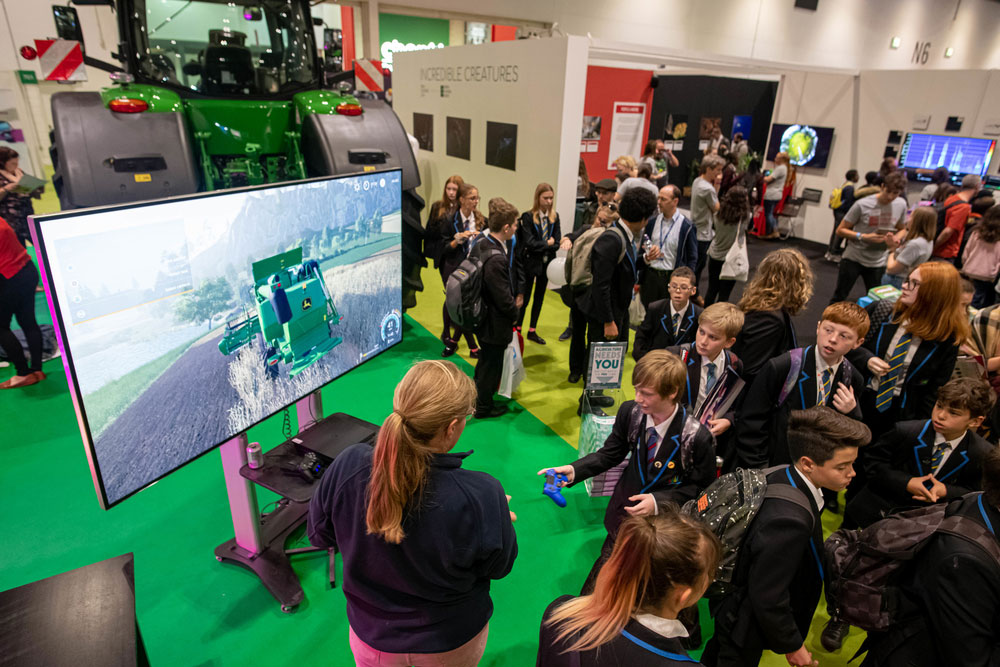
[761,152,789,239]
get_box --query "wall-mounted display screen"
[32,171,404,508]
[766,123,834,168]
[899,133,996,178]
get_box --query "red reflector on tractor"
[108,98,149,113]
[336,102,363,116]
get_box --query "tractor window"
[130,0,318,97]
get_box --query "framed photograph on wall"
[699,117,722,140]
[485,121,517,171]
[413,112,433,151]
[446,116,471,160]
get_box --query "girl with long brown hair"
[517,182,561,343]
[962,204,1000,308]
[852,261,968,438]
[439,183,486,357]
[704,185,751,305]
[307,360,517,667]
[424,175,464,267]
[732,247,814,387]
[537,509,720,665]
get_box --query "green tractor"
[219,247,342,377]
[49,0,424,307]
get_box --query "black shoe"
[469,348,480,359]
[820,619,850,652]
[526,331,546,345]
[558,327,572,342]
[441,338,458,357]
[475,404,509,419]
[590,395,615,408]
[567,372,582,384]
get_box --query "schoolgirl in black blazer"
[438,183,486,356]
[517,183,561,343]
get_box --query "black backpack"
[683,465,813,597]
[825,494,1000,632]
[445,247,502,330]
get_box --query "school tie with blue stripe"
[818,368,832,405]
[705,363,717,394]
[541,215,550,239]
[672,313,681,336]
[875,332,913,413]
[646,427,659,466]
[929,442,949,474]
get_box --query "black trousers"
[701,629,765,667]
[0,261,42,376]
[695,240,710,288]
[473,342,506,412]
[639,267,671,309]
[568,304,592,375]
[518,268,548,329]
[705,256,736,305]
[828,210,847,254]
[829,258,884,304]
[440,268,477,349]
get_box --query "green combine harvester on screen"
[219,247,342,376]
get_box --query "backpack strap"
[607,225,630,264]
[626,401,646,444]
[777,347,806,407]
[761,466,815,531]
[936,494,1000,568]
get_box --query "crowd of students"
[303,157,1000,666]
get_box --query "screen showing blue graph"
[900,133,996,177]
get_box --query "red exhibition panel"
[581,66,654,181]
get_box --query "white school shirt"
[793,464,825,512]
[696,353,726,413]
[815,354,843,405]
[931,430,967,473]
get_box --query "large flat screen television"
[31,170,404,508]
[766,123,834,169]
[899,132,996,178]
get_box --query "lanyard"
[619,630,698,662]
[658,213,678,250]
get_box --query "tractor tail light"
[108,98,149,113]
[336,102,363,116]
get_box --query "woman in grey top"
[705,186,751,305]
[761,152,789,239]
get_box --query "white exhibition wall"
[393,36,587,228]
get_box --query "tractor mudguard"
[50,92,200,209]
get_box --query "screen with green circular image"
[766,123,834,168]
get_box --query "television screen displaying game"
[766,123,834,168]
[899,133,996,178]
[32,171,403,508]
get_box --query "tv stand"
[214,391,378,612]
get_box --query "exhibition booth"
[396,36,1000,245]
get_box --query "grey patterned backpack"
[825,495,1000,631]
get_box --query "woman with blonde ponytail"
[307,360,517,666]
[537,508,720,665]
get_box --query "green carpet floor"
[1,179,865,664]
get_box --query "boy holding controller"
[539,350,716,593]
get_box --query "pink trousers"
[348,624,489,667]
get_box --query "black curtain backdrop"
[650,75,778,190]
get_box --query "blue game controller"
[543,468,569,508]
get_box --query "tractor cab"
[126,0,320,100]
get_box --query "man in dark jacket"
[471,198,521,419]
[639,184,698,308]
[859,447,1000,666]
[702,407,871,667]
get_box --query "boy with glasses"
[633,267,701,361]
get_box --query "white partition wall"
[393,36,588,226]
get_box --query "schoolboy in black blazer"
[845,377,996,529]
[541,350,715,592]
[470,199,521,419]
[633,266,701,361]
[703,407,871,667]
[735,303,869,470]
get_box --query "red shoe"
[0,373,40,389]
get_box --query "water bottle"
[246,441,264,469]
[641,233,653,253]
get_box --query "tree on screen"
[175,277,234,329]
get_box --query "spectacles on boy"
[667,283,693,292]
